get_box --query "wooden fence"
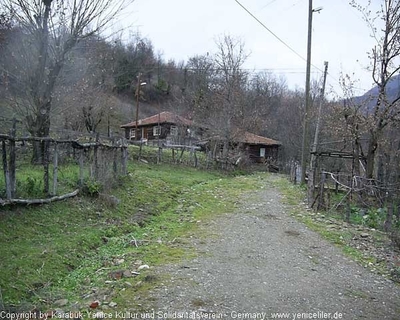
[307,170,400,226]
[0,133,128,205]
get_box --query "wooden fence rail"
[0,134,128,206]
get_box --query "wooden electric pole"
[300,0,320,185]
[307,61,328,206]
[135,73,142,141]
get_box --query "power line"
[260,0,279,10]
[234,0,310,66]
[233,0,339,81]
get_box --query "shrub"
[82,178,102,196]
[363,207,386,229]
[19,176,44,198]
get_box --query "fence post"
[2,140,11,200]
[307,168,314,207]
[112,139,118,176]
[43,140,50,195]
[317,171,326,210]
[179,147,185,163]
[52,143,58,195]
[121,147,127,175]
[157,146,162,164]
[94,133,99,180]
[193,148,198,168]
[9,118,16,197]
[335,170,339,194]
[79,149,84,186]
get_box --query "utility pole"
[135,73,142,141]
[300,0,320,184]
[307,61,328,206]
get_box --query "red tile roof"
[236,131,281,146]
[121,111,193,128]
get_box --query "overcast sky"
[122,0,380,97]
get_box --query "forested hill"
[351,74,400,111]
[4,6,396,166]
[0,24,312,162]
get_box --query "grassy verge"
[272,176,399,282]
[0,162,260,312]
[128,144,208,167]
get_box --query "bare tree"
[247,72,287,133]
[350,0,400,178]
[185,54,215,115]
[0,0,133,162]
[213,35,248,131]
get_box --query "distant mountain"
[363,73,400,99]
[352,74,400,112]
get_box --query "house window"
[187,128,195,138]
[153,126,161,136]
[130,129,136,139]
[170,125,178,136]
[260,147,266,157]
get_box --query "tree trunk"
[353,138,361,177]
[366,130,378,179]
[29,105,51,164]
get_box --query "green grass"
[0,161,260,311]
[128,144,208,167]
[0,162,81,199]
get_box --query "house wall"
[124,123,197,144]
[125,124,169,140]
[246,144,279,163]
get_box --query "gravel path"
[149,177,400,320]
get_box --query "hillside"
[352,74,400,111]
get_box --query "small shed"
[201,130,281,165]
[237,131,281,163]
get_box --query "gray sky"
[123,0,379,97]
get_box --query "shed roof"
[236,131,281,146]
[121,111,193,128]
[205,131,280,146]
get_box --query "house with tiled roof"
[120,111,201,145]
[121,111,280,168]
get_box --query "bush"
[362,207,386,229]
[18,176,44,198]
[82,178,102,196]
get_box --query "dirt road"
[148,177,400,320]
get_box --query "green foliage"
[82,178,102,196]
[345,205,366,225]
[324,193,394,231]
[362,208,386,229]
[23,176,43,197]
[155,78,169,93]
